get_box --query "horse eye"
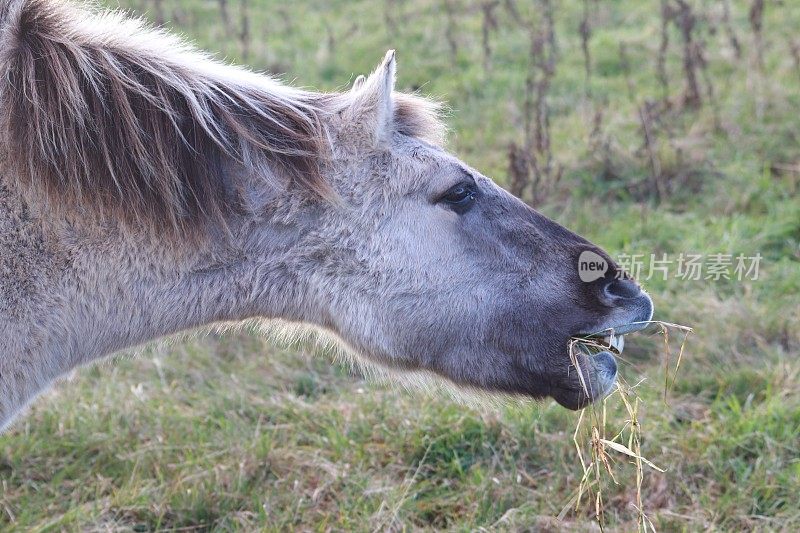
[438,183,477,213]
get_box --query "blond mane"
[0,0,445,234]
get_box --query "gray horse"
[0,0,652,432]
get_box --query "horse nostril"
[603,278,642,300]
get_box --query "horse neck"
[0,182,301,428]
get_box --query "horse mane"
[0,0,446,235]
[0,0,333,234]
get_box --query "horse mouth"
[554,321,651,410]
[573,319,653,354]
[576,331,625,354]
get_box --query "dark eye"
[438,182,477,213]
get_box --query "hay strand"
[565,320,693,531]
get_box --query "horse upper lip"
[577,320,650,338]
[606,321,650,335]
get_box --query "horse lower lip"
[555,349,619,410]
[593,350,619,399]
[593,350,618,377]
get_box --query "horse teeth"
[602,334,624,353]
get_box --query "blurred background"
[1,0,798,530]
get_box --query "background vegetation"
[1,0,799,530]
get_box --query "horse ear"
[347,50,396,145]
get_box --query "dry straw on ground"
[564,321,693,532]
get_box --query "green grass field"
[1,0,799,530]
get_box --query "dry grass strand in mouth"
[564,320,693,532]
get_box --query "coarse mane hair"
[0,0,445,234]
